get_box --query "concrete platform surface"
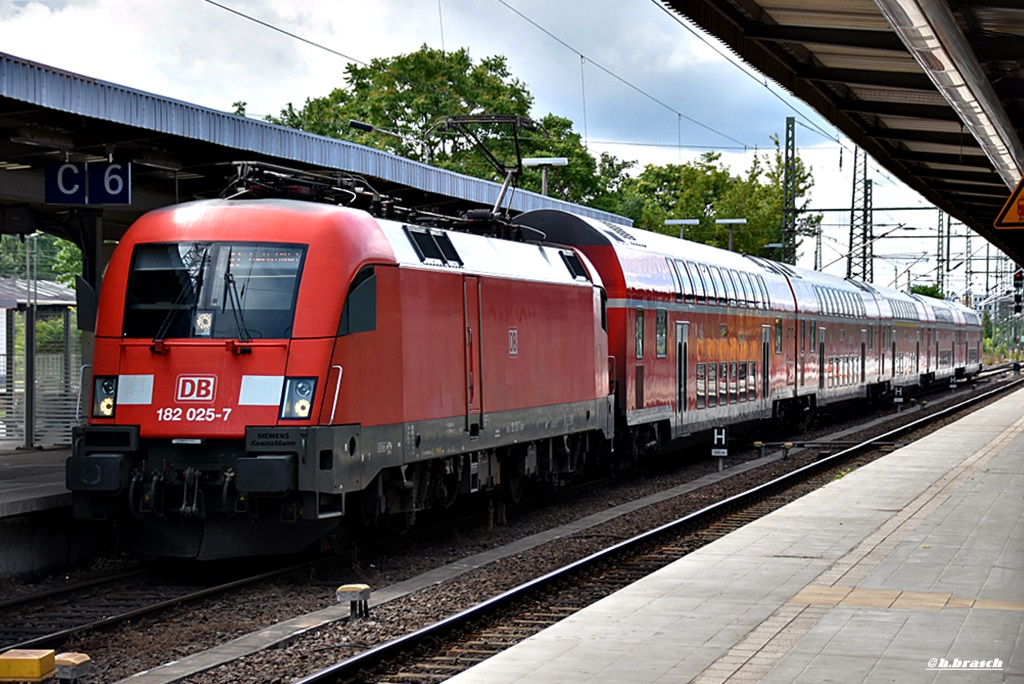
[0,447,70,517]
[448,389,1024,684]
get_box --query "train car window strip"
[738,361,747,402]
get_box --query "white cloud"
[0,0,988,291]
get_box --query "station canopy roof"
[662,0,1024,266]
[0,52,625,246]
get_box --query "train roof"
[517,209,794,309]
[378,217,604,290]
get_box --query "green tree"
[615,146,820,258]
[910,283,945,299]
[267,45,627,206]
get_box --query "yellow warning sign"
[994,175,1024,228]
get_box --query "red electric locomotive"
[67,198,613,559]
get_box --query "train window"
[656,310,668,358]
[729,362,738,403]
[738,361,747,402]
[635,309,644,359]
[722,270,738,307]
[696,363,706,409]
[601,290,608,332]
[675,260,692,300]
[710,267,728,305]
[735,271,752,307]
[707,363,718,407]
[756,275,771,309]
[666,258,682,301]
[339,266,377,336]
[560,251,590,281]
[810,323,817,349]
[686,262,706,302]
[702,265,717,303]
[719,362,729,406]
[801,320,807,353]
[774,318,783,354]
[748,361,757,401]
[124,241,305,340]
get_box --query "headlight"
[280,377,317,419]
[92,376,118,418]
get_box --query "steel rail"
[294,377,1024,684]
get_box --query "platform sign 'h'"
[712,426,728,471]
[712,426,728,456]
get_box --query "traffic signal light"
[1015,269,1024,289]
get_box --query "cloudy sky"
[0,0,991,292]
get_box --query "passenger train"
[66,177,982,559]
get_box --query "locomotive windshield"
[122,241,306,340]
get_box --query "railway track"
[3,373,1016,682]
[291,376,1022,684]
[0,559,323,651]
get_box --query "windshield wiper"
[222,247,253,351]
[151,246,208,353]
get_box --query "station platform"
[0,446,71,519]
[0,446,82,580]
[448,389,1024,683]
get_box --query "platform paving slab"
[445,389,1024,684]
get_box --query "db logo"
[176,375,217,402]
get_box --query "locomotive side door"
[464,275,483,435]
[675,321,689,428]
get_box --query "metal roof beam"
[864,126,984,148]
[835,97,959,121]
[901,166,1004,184]
[797,66,935,90]
[888,148,993,167]
[745,25,905,51]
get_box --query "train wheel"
[502,465,526,505]
[329,519,353,556]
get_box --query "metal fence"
[0,309,82,448]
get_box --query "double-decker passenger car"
[517,210,982,454]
